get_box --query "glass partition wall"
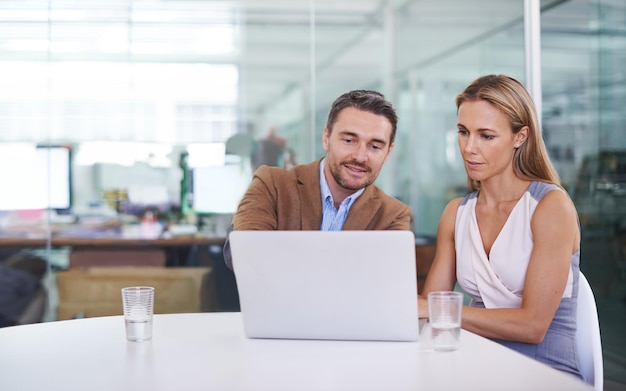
[0,0,624,385]
[541,0,626,387]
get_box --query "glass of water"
[121,286,155,342]
[428,291,463,351]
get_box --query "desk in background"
[0,231,226,266]
[1,228,436,315]
[0,228,228,317]
[0,312,592,391]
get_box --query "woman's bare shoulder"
[438,196,465,229]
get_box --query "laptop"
[229,230,419,342]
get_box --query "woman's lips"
[466,160,482,169]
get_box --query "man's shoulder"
[254,160,320,184]
[255,161,319,178]
[367,184,410,210]
[292,159,321,176]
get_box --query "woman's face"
[456,100,519,184]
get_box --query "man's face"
[322,107,394,200]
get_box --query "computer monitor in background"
[189,163,251,215]
[0,145,72,212]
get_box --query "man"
[223,90,412,269]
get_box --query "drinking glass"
[121,286,155,342]
[428,291,463,351]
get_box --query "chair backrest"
[16,286,47,325]
[576,271,603,391]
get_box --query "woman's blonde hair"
[455,74,560,191]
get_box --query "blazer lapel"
[296,159,324,230]
[342,186,381,230]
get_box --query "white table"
[0,313,593,391]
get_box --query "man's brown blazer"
[224,158,412,268]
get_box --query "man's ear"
[383,142,395,163]
[322,127,330,152]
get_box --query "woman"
[419,74,583,380]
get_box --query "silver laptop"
[229,230,419,342]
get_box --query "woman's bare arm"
[418,198,461,318]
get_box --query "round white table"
[0,312,592,391]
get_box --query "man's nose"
[352,143,368,161]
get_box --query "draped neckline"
[473,182,531,260]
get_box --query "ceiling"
[233,0,584,121]
[0,0,622,142]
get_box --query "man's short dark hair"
[325,90,398,144]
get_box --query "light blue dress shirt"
[319,158,364,231]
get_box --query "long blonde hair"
[455,74,560,191]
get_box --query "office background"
[0,0,624,388]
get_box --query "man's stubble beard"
[329,160,374,191]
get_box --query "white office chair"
[576,271,603,391]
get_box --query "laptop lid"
[229,230,419,342]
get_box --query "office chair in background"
[576,271,603,391]
[1,252,47,327]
